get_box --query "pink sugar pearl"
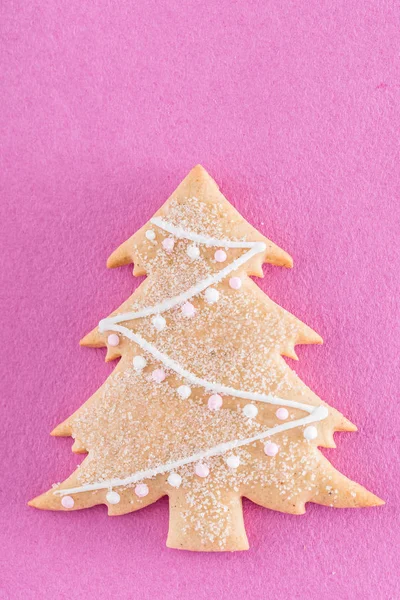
[264,442,279,457]
[107,334,120,347]
[135,483,149,497]
[276,407,289,420]
[61,496,74,509]
[181,301,196,317]
[195,463,210,478]
[162,237,175,251]
[214,249,227,262]
[208,394,223,410]
[229,277,242,290]
[152,368,166,383]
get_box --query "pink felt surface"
[1,1,399,598]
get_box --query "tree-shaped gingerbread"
[30,165,383,551]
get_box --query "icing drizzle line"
[99,323,315,414]
[55,405,328,496]
[150,217,259,248]
[55,218,329,497]
[99,218,266,329]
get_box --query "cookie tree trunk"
[167,488,249,552]
[29,165,383,552]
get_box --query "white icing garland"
[56,405,328,496]
[150,217,260,248]
[102,323,316,413]
[56,218,328,498]
[99,254,266,331]
[98,217,266,330]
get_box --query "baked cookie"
[30,165,383,551]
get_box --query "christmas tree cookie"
[30,165,383,551]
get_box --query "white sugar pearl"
[181,302,196,317]
[177,385,191,399]
[229,277,242,290]
[152,314,166,331]
[61,496,74,509]
[135,483,149,498]
[276,407,289,420]
[205,288,220,304]
[162,237,175,251]
[195,463,210,478]
[187,245,200,259]
[214,249,227,262]
[243,404,258,418]
[304,425,318,440]
[145,230,156,241]
[167,473,182,488]
[106,491,120,505]
[133,355,147,371]
[226,455,240,469]
[264,442,279,457]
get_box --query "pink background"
[1,1,399,598]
